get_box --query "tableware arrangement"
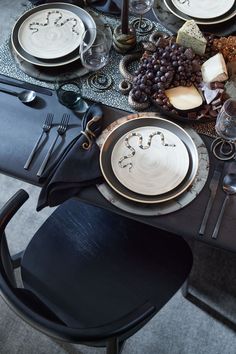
[37,113,70,177]
[212,172,236,239]
[11,3,96,68]
[97,112,209,216]
[24,113,54,170]
[100,116,199,204]
[0,86,36,104]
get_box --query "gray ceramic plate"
[11,2,96,67]
[100,117,199,204]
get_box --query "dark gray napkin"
[37,103,104,211]
[28,0,121,16]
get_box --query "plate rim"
[161,0,236,25]
[171,0,235,20]
[100,116,199,204]
[11,2,96,67]
[110,125,190,196]
[18,7,85,60]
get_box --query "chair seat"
[21,198,192,330]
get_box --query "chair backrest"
[0,190,157,345]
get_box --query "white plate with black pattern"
[171,0,234,19]
[111,126,189,196]
[163,0,236,25]
[11,2,96,67]
[18,8,85,59]
[100,117,199,204]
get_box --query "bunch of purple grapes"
[130,40,203,111]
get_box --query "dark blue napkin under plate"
[37,103,104,211]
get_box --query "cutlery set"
[199,166,236,240]
[24,113,70,177]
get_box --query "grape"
[131,37,204,112]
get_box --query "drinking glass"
[129,0,154,33]
[215,98,236,142]
[55,81,88,113]
[79,28,112,91]
[212,98,236,160]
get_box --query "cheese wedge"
[176,20,207,56]
[165,85,203,110]
[201,53,228,83]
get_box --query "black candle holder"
[113,24,136,53]
[211,137,236,161]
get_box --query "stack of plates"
[164,0,236,25]
[100,117,199,204]
[11,2,96,67]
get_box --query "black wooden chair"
[0,189,193,353]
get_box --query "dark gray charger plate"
[152,0,236,36]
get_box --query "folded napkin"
[29,0,121,16]
[37,103,104,211]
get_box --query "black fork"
[24,113,54,170]
[37,113,70,177]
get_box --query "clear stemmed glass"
[79,28,112,91]
[129,0,154,34]
[212,98,236,160]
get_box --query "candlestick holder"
[113,24,137,54]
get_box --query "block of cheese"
[201,53,228,83]
[176,20,207,55]
[165,85,203,110]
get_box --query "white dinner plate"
[163,0,236,25]
[100,117,199,204]
[171,0,234,19]
[18,8,85,59]
[111,126,189,196]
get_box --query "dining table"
[0,0,236,256]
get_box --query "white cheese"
[165,85,203,110]
[176,20,207,56]
[201,53,228,83]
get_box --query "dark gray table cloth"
[0,78,235,253]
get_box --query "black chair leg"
[181,278,189,298]
[107,338,125,354]
[12,250,24,268]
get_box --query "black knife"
[198,169,222,236]
[0,75,53,96]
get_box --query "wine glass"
[129,0,154,34]
[212,98,236,160]
[79,28,112,91]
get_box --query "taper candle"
[121,0,129,34]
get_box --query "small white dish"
[18,8,85,59]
